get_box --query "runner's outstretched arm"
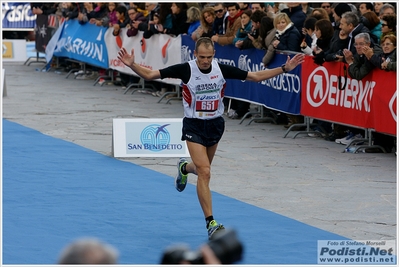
[117,47,161,80]
[246,53,305,82]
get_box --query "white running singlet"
[183,60,227,119]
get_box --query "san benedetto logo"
[127,124,183,152]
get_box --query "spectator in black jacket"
[135,2,160,33]
[163,3,189,36]
[281,3,307,38]
[343,32,382,80]
[212,3,229,35]
[324,3,352,63]
[236,10,267,50]
[340,11,378,55]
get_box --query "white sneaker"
[335,132,354,145]
[74,70,84,76]
[341,134,363,146]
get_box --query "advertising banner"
[106,30,182,85]
[52,20,109,69]
[301,56,396,135]
[2,2,36,28]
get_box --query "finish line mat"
[3,119,350,264]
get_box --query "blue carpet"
[3,119,350,264]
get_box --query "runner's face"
[194,44,215,70]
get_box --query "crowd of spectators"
[30,2,397,152]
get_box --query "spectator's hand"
[362,46,373,60]
[381,58,389,69]
[132,21,141,28]
[247,33,254,41]
[211,35,219,43]
[117,47,136,68]
[235,40,243,48]
[32,7,43,15]
[343,49,353,64]
[113,24,120,31]
[301,40,307,49]
[302,27,307,36]
[156,24,164,32]
[126,24,131,29]
[89,18,97,24]
[272,39,279,48]
[78,12,84,21]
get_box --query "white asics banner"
[106,30,182,85]
[113,118,189,158]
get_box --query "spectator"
[192,7,216,41]
[260,16,278,66]
[339,11,377,55]
[323,3,352,63]
[186,6,201,36]
[158,3,173,30]
[367,34,396,71]
[233,9,253,46]
[301,2,314,17]
[89,3,109,27]
[300,17,318,55]
[311,7,330,21]
[112,5,129,36]
[320,2,334,23]
[380,14,397,39]
[58,238,119,264]
[312,19,334,65]
[143,12,164,39]
[127,7,146,37]
[251,3,265,13]
[212,3,229,35]
[281,3,307,37]
[379,3,396,19]
[211,3,243,46]
[238,2,250,11]
[237,10,267,50]
[361,11,382,43]
[343,32,382,80]
[163,3,189,36]
[107,3,118,27]
[129,3,148,17]
[374,2,385,16]
[272,13,302,52]
[61,2,81,21]
[136,2,160,33]
[77,2,95,25]
[358,2,374,16]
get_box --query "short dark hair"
[359,3,374,12]
[303,17,317,31]
[250,10,266,23]
[116,5,127,16]
[315,19,334,40]
[382,14,397,32]
[224,3,240,10]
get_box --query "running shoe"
[207,220,225,240]
[175,158,188,192]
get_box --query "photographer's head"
[58,237,119,264]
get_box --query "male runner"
[117,37,304,239]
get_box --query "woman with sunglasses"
[380,14,396,39]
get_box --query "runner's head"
[194,37,215,70]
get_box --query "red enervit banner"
[300,56,396,135]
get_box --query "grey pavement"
[2,62,397,242]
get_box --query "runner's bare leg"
[185,141,218,217]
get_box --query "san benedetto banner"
[112,118,189,158]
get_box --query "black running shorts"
[181,117,225,147]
